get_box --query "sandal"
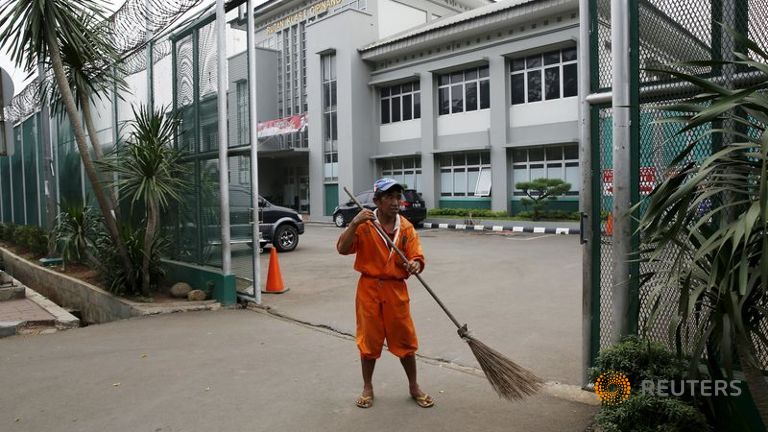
[355,394,374,408]
[412,393,434,408]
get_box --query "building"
[223,0,581,216]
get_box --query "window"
[238,156,250,185]
[236,80,249,146]
[439,151,491,197]
[322,53,338,181]
[511,47,577,105]
[380,82,420,124]
[437,66,490,115]
[511,144,580,196]
[380,157,422,191]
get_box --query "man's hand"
[351,209,375,227]
[404,260,421,274]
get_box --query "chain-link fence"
[591,0,768,367]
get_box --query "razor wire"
[3,0,207,124]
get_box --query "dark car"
[229,192,305,252]
[332,189,427,228]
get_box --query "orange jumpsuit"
[338,213,425,359]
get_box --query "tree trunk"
[45,31,136,292]
[735,334,768,427]
[78,91,120,219]
[142,199,158,297]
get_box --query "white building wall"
[377,0,427,39]
[509,97,578,128]
[437,110,490,136]
[380,120,421,142]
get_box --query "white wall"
[380,119,420,142]
[437,110,490,136]
[509,97,578,128]
[118,70,148,125]
[378,0,427,39]
[153,55,174,110]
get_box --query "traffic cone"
[262,247,289,294]
[605,213,614,236]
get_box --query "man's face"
[374,189,402,218]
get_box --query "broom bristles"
[464,335,542,400]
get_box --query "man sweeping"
[336,178,434,409]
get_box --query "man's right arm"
[337,209,375,255]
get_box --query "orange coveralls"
[338,214,425,359]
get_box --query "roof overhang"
[360,0,577,61]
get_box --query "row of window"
[378,147,580,198]
[378,47,577,124]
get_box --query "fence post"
[609,0,631,343]
[216,0,232,276]
[579,0,594,385]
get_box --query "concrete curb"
[24,287,80,330]
[0,320,21,337]
[422,222,579,235]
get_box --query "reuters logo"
[595,371,631,405]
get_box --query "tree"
[102,105,188,295]
[39,12,128,215]
[637,30,768,425]
[516,178,571,221]
[0,0,135,290]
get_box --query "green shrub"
[11,225,49,256]
[91,224,168,296]
[595,393,708,432]
[427,208,507,218]
[591,337,710,432]
[589,336,687,388]
[0,223,17,242]
[516,210,580,221]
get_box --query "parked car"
[332,189,427,228]
[229,190,304,252]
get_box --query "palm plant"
[101,105,188,295]
[51,203,102,270]
[0,0,134,289]
[39,12,128,214]
[638,30,768,424]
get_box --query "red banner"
[257,113,308,138]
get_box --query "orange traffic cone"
[262,247,289,294]
[605,213,614,236]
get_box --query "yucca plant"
[100,105,189,296]
[638,29,768,425]
[51,203,102,270]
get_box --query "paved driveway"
[235,225,585,385]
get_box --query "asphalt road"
[234,225,584,385]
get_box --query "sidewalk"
[0,309,597,432]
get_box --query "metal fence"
[590,0,768,367]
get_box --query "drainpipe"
[216,0,232,275]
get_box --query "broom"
[343,187,542,400]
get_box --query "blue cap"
[373,178,403,196]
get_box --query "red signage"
[257,113,308,138]
[602,167,657,196]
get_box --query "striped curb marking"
[422,222,578,235]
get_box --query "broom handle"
[343,187,465,332]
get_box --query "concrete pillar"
[488,56,509,212]
[307,50,325,218]
[420,72,437,209]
